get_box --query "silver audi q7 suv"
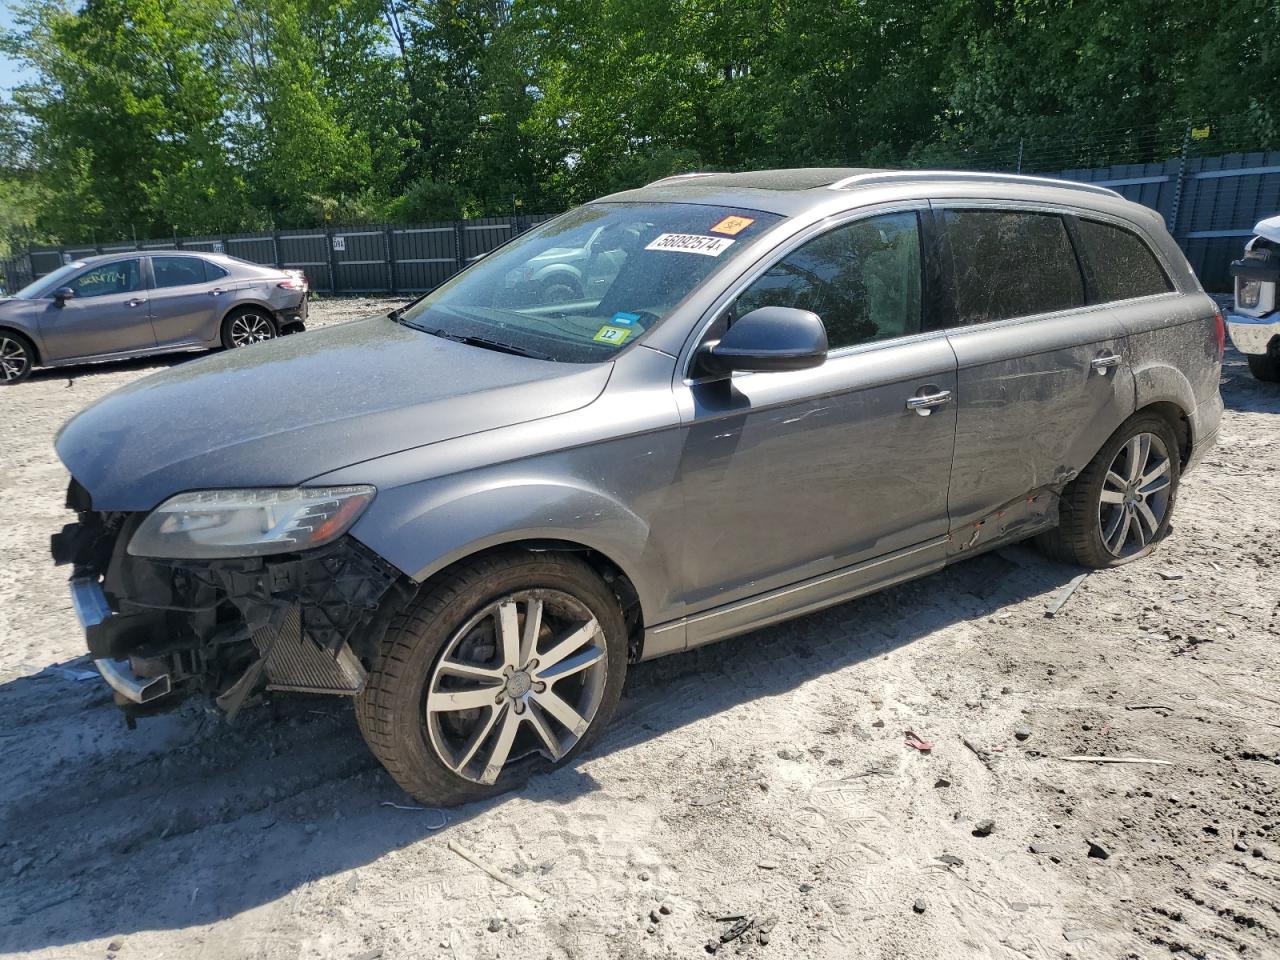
[0,250,309,384]
[52,169,1225,805]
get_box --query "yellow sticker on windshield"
[710,215,755,236]
[593,325,632,345]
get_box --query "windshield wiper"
[412,325,554,361]
[387,296,424,323]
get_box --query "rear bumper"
[1226,312,1280,357]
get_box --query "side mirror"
[696,306,828,377]
[53,287,75,306]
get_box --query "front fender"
[348,474,671,628]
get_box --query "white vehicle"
[1228,214,1280,381]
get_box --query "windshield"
[398,202,781,362]
[12,262,86,299]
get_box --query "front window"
[12,262,86,299]
[398,202,781,362]
[66,259,144,299]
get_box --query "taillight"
[277,278,307,291]
[1212,304,1226,359]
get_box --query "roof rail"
[645,171,721,187]
[828,170,1123,199]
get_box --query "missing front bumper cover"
[58,503,403,715]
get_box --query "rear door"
[37,258,154,361]
[932,203,1135,547]
[672,207,958,633]
[147,255,228,346]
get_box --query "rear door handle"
[209,287,225,296]
[1091,352,1122,374]
[906,390,953,416]
[125,298,146,307]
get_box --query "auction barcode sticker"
[644,233,735,256]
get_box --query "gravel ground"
[1,297,1278,960]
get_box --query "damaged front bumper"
[53,480,408,719]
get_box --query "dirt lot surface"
[2,297,1278,960]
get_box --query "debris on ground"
[972,819,996,838]
[1044,572,1089,618]
[1086,840,1111,860]
[904,730,934,752]
[1058,755,1172,766]
[448,840,548,903]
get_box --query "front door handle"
[1091,352,1122,375]
[906,389,953,417]
[125,298,146,307]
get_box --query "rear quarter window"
[1074,219,1173,302]
[939,209,1085,325]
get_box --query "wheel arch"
[1134,400,1192,466]
[348,477,673,663]
[0,325,40,365]
[409,538,647,660]
[219,299,277,325]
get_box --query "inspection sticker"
[710,215,755,236]
[644,233,735,256]
[611,311,641,326]
[593,325,632,345]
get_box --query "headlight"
[128,486,375,559]
[1238,278,1262,309]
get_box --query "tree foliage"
[1,0,1276,247]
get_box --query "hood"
[56,315,613,510]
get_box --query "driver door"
[670,209,958,643]
[38,258,155,361]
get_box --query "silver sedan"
[0,251,309,384]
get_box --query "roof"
[603,167,1126,217]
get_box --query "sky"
[1,3,35,96]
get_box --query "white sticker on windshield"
[644,233,735,256]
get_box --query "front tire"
[1247,352,1280,382]
[355,550,628,806]
[0,331,35,385]
[220,309,278,349]
[1038,412,1181,568]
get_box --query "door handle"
[905,390,953,416]
[126,298,146,307]
[209,287,225,296]
[1090,352,1122,375]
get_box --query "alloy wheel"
[0,336,30,382]
[425,590,608,785]
[1097,431,1173,558]
[228,313,275,346]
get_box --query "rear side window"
[1074,219,1172,302]
[205,262,229,281]
[939,209,1085,325]
[152,256,208,288]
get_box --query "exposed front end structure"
[53,479,405,719]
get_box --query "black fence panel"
[391,225,457,292]
[7,162,1279,296]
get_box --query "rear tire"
[0,330,35,385]
[355,550,628,806]
[1247,352,1280,382]
[1037,412,1181,568]
[220,309,278,349]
